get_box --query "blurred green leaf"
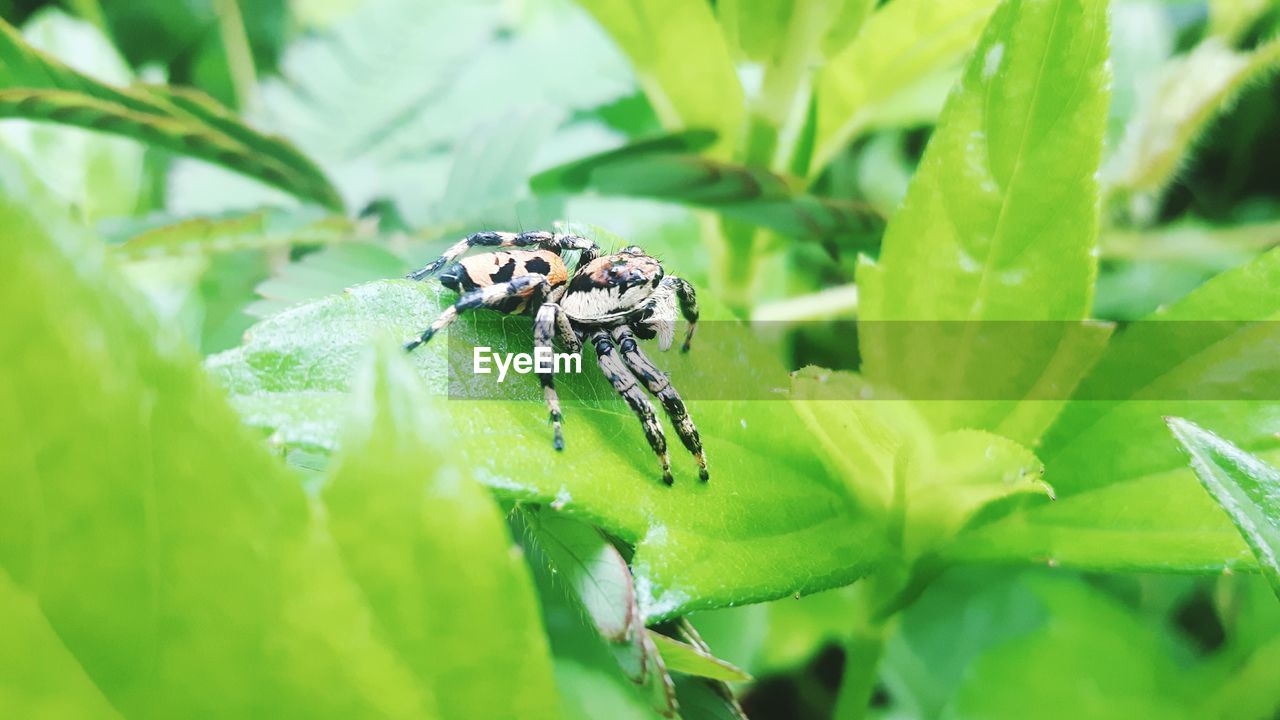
[0,148,443,717]
[856,0,1112,445]
[937,575,1193,719]
[248,242,410,318]
[0,570,121,718]
[206,279,892,622]
[573,0,743,156]
[113,208,362,260]
[1209,0,1274,43]
[173,0,631,218]
[0,17,342,209]
[532,132,884,250]
[323,342,560,719]
[1106,37,1280,221]
[0,9,145,221]
[812,0,999,172]
[950,248,1280,573]
[1167,418,1280,598]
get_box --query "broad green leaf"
[573,0,743,156]
[173,0,631,217]
[207,279,892,622]
[0,10,144,221]
[812,0,1000,172]
[949,248,1280,573]
[880,570,1047,718]
[248,242,410,318]
[0,569,121,719]
[648,633,751,683]
[906,574,1192,719]
[790,369,1050,568]
[1167,418,1280,597]
[0,18,342,209]
[1105,38,1280,221]
[324,343,559,718]
[856,0,1112,445]
[0,151,439,716]
[532,132,884,250]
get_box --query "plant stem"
[752,283,859,323]
[832,618,889,720]
[215,0,258,111]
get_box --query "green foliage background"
[2,0,1280,718]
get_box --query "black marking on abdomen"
[525,257,552,276]
[490,258,517,283]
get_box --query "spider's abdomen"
[441,249,567,293]
[561,251,664,321]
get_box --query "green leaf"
[248,242,410,319]
[648,632,751,683]
[113,208,361,260]
[175,0,631,217]
[323,342,560,718]
[0,148,442,716]
[207,279,892,622]
[812,0,1000,172]
[949,248,1280,573]
[790,369,1051,569]
[573,0,743,156]
[0,569,121,719]
[0,18,342,209]
[0,9,145,221]
[856,0,1112,445]
[1105,38,1280,221]
[532,133,884,250]
[894,573,1193,719]
[1167,418,1280,598]
[522,508,678,717]
[1209,0,1274,42]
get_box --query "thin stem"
[752,283,859,323]
[832,615,889,720]
[1100,220,1280,261]
[215,0,258,111]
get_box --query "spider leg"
[589,329,674,486]
[534,302,568,451]
[407,230,601,280]
[664,276,700,353]
[404,274,550,351]
[610,326,709,482]
[556,306,581,353]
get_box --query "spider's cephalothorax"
[404,230,707,485]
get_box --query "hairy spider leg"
[534,302,567,451]
[404,274,550,351]
[407,231,602,281]
[665,276,700,353]
[589,329,674,486]
[610,325,709,482]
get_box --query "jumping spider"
[403,230,708,485]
